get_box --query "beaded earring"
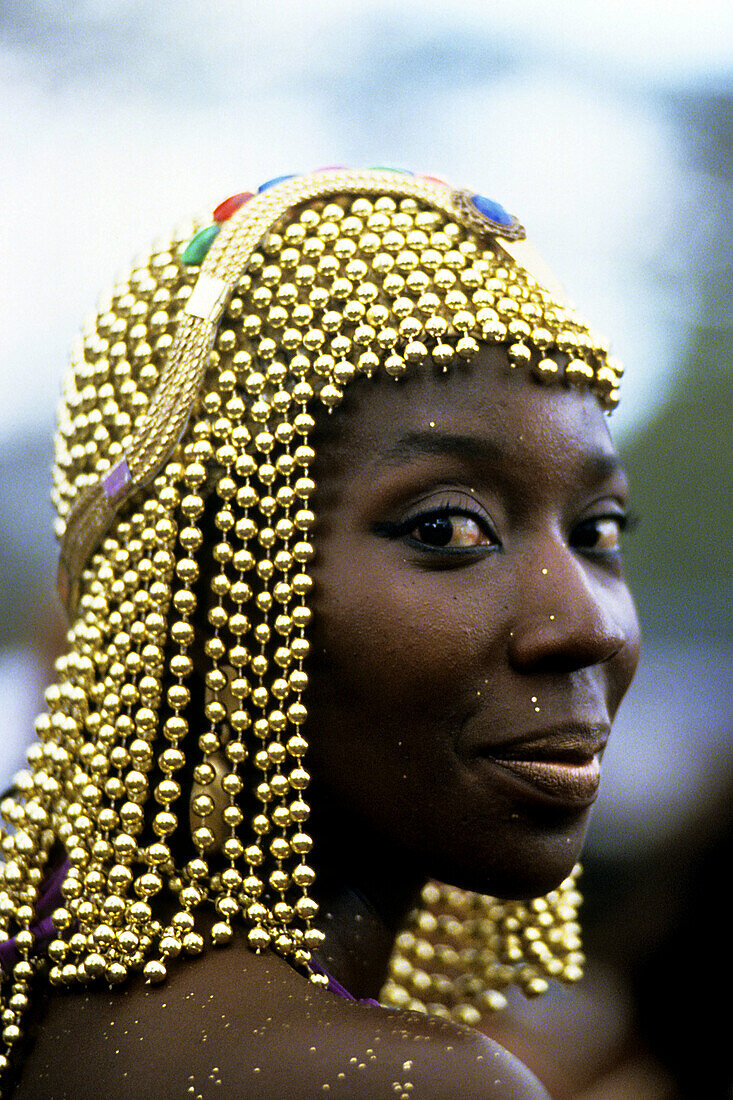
[382,869,584,1023]
[1,170,621,1081]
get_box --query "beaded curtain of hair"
[0,167,618,1079]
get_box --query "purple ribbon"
[309,958,380,1007]
[0,859,69,973]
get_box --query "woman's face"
[305,345,640,900]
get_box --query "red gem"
[212,192,253,223]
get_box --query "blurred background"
[1,2,731,1096]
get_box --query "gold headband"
[57,168,619,617]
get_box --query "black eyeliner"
[371,503,501,562]
[372,505,495,542]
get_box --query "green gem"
[181,224,220,266]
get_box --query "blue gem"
[258,174,299,192]
[471,194,513,227]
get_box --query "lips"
[476,724,609,808]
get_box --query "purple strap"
[309,958,380,1007]
[0,859,69,973]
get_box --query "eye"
[410,511,489,549]
[372,500,498,554]
[572,514,627,553]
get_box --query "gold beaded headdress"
[1,168,618,1074]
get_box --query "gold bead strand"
[254,392,298,961]
[0,757,55,1062]
[127,478,182,981]
[37,657,83,986]
[265,411,304,963]
[197,368,247,952]
[285,531,318,970]
[79,525,141,983]
[445,243,480,365]
[0,710,56,944]
[138,460,200,986]
[50,580,116,988]
[224,440,265,953]
[94,513,149,982]
[74,536,135,986]
[269,414,320,969]
[287,404,322,981]
[207,429,251,952]
[152,461,202,972]
[190,410,236,943]
[251,431,286,954]
[239,393,276,955]
[396,209,430,373]
[80,539,137,985]
[109,504,165,981]
[148,445,210,983]
[282,466,316,965]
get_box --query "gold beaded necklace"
[0,169,618,1084]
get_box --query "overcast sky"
[2,0,732,442]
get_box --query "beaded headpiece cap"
[1,169,619,1073]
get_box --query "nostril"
[508,598,626,674]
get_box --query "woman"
[0,168,639,1097]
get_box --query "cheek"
[609,592,641,713]
[309,555,486,721]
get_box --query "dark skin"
[14,346,640,1098]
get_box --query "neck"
[308,793,425,1000]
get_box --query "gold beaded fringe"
[1,171,617,1082]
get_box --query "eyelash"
[373,504,498,555]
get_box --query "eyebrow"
[382,431,504,467]
[381,430,626,483]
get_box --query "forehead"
[315,345,619,489]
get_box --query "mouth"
[475,724,609,808]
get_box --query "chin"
[428,817,590,901]
[483,858,582,903]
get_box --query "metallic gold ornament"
[1,169,620,1083]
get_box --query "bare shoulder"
[16,945,550,1099]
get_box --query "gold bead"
[384,355,407,379]
[481,318,508,341]
[319,383,343,408]
[291,832,313,854]
[404,340,428,364]
[456,336,479,359]
[565,358,592,385]
[533,357,560,383]
[222,837,244,861]
[594,364,617,393]
[269,870,290,893]
[143,960,167,984]
[431,343,454,368]
[248,926,271,952]
[508,342,531,367]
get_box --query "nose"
[507,541,627,674]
